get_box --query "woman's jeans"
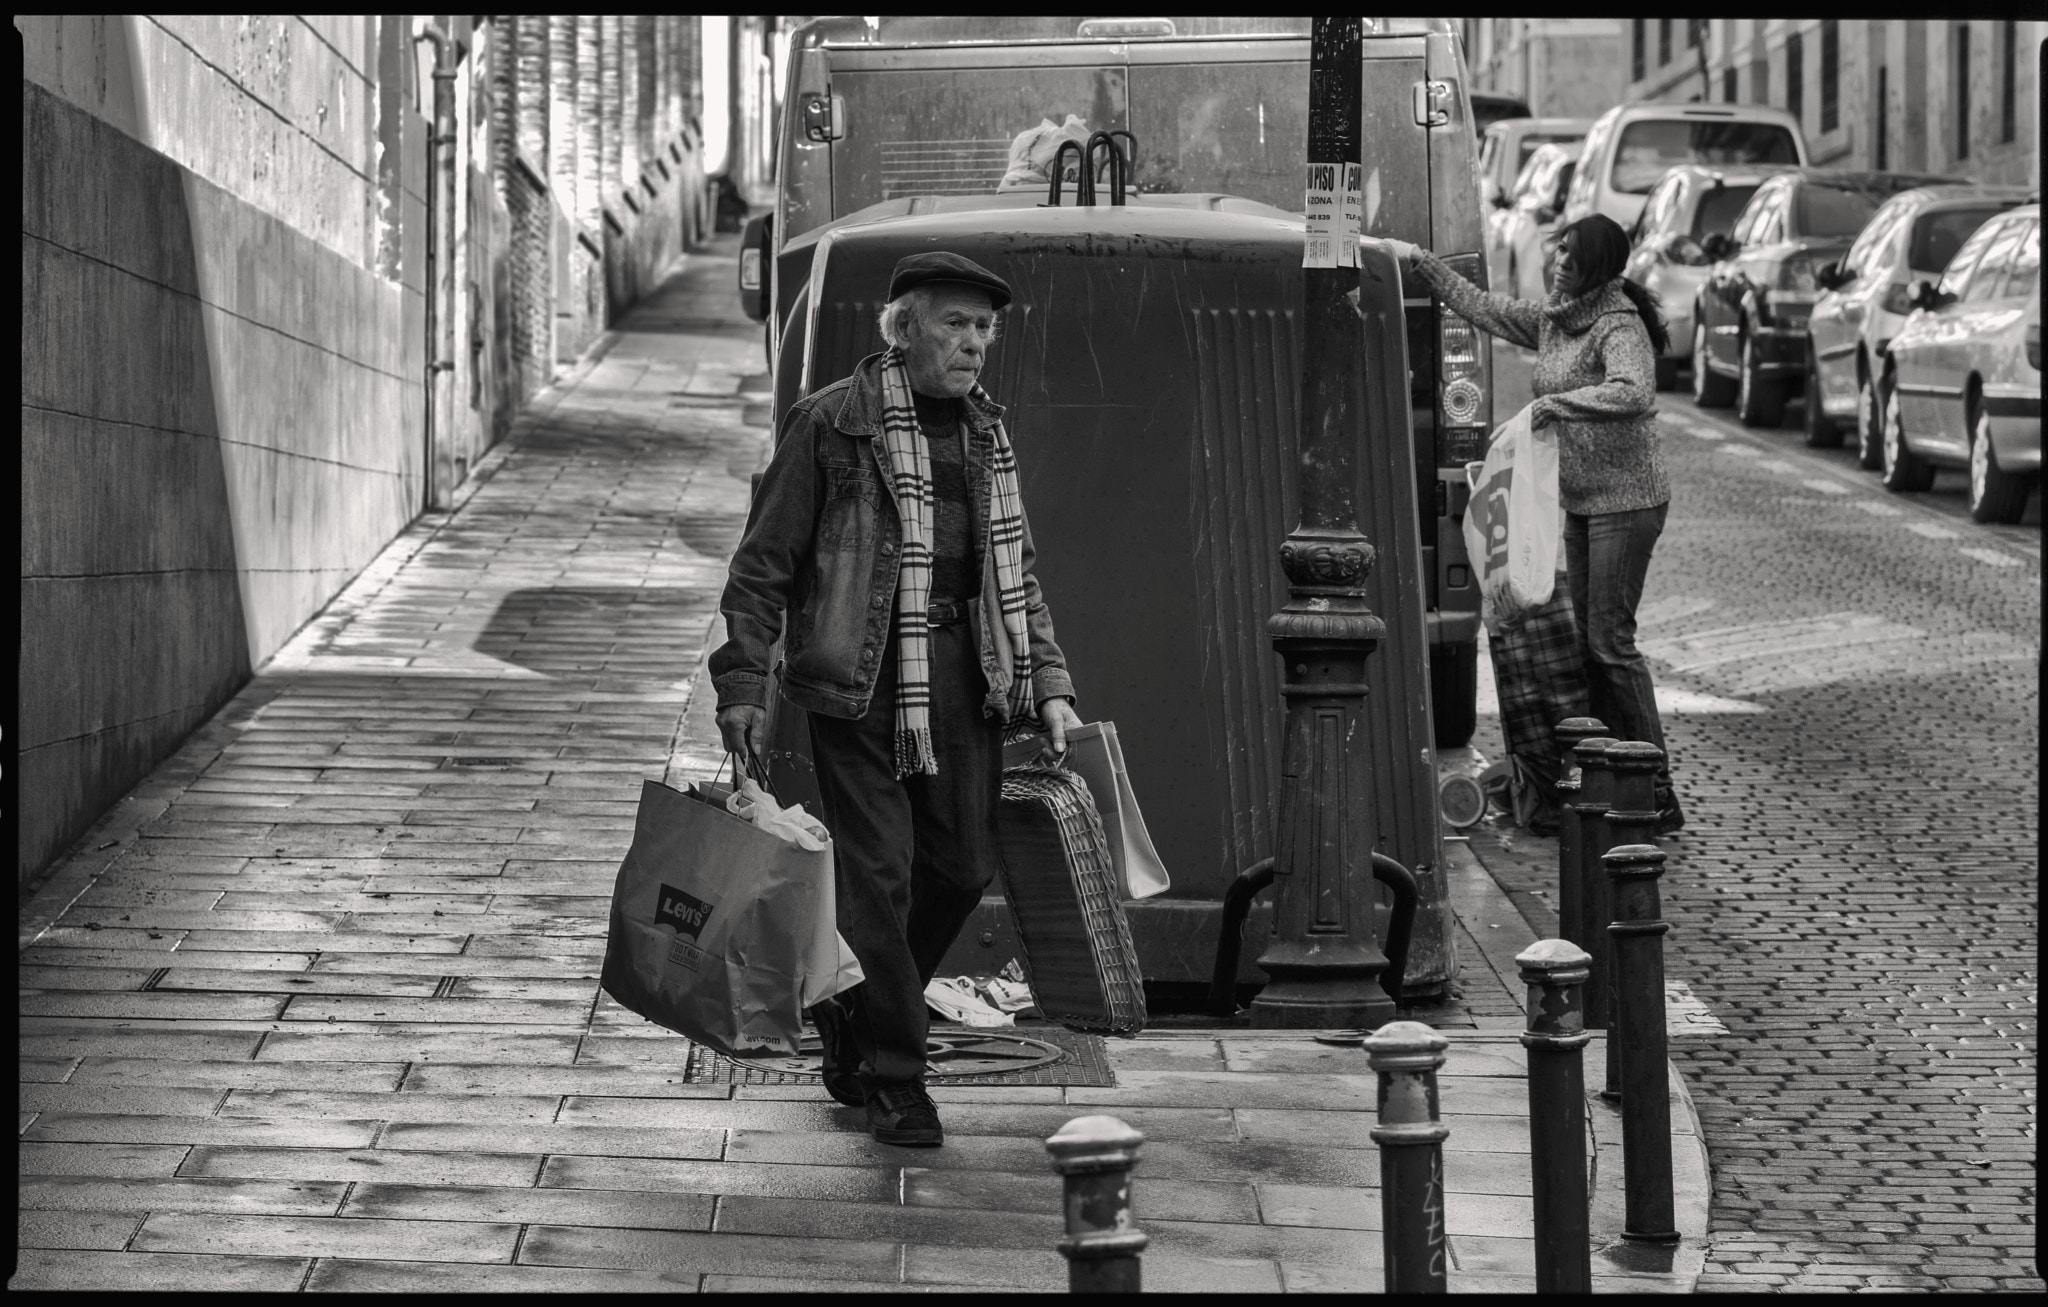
[807,620,1002,1089]
[1564,504,1676,803]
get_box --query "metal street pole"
[1250,15,1399,1031]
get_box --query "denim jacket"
[710,353,1077,722]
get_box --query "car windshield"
[1610,120,1800,195]
[1690,184,1759,238]
[1908,206,2011,273]
[1516,133,1581,175]
[1795,185,1884,238]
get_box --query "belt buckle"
[928,600,962,626]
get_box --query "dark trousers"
[807,620,1003,1087]
[1564,503,1677,803]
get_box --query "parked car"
[1491,141,1581,301]
[1477,115,1592,211]
[1878,203,2041,522]
[1480,117,1591,292]
[1470,91,1533,137]
[1565,101,1805,231]
[1691,168,1958,426]
[1806,184,2031,464]
[1622,163,1798,389]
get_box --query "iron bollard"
[1552,718,1608,951]
[1570,737,1619,1032]
[1363,1020,1450,1293]
[1517,939,1594,1295]
[1599,742,1666,1101]
[1046,1115,1148,1292]
[1604,843,1680,1244]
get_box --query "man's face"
[902,285,998,398]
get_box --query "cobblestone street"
[1482,347,2041,1292]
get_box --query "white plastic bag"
[1461,403,1561,633]
[997,113,1091,190]
[722,778,862,1009]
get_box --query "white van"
[1563,101,1806,231]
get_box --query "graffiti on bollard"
[1045,1114,1148,1292]
[1604,842,1681,1244]
[1517,939,1594,1296]
[1570,737,1619,1033]
[1552,718,1608,952]
[1363,1020,1450,1293]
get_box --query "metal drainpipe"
[415,26,459,512]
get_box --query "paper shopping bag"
[1002,721,1171,901]
[601,779,858,1059]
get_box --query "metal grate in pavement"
[683,1026,1116,1087]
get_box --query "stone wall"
[17,14,713,893]
[18,16,425,886]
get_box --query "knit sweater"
[1411,250,1671,516]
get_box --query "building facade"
[18,16,715,889]
[1622,20,2041,189]
[1464,19,1628,120]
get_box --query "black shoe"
[865,1081,943,1147]
[807,1000,865,1108]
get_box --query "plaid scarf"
[877,348,1038,777]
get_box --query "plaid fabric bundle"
[877,348,1036,777]
[1487,577,1589,789]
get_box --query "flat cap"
[888,251,1012,311]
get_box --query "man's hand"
[716,705,768,769]
[1039,696,1084,759]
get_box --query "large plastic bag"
[600,779,863,1059]
[997,113,1091,190]
[1461,403,1562,634]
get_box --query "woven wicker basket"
[994,763,1147,1036]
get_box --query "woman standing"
[1393,216,1682,834]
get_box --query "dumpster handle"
[1205,852,1417,1019]
[1085,130,1127,206]
[1048,139,1090,207]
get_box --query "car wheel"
[1655,355,1679,391]
[1736,331,1787,428]
[1802,340,1841,447]
[1429,640,1479,750]
[1968,402,2032,524]
[1880,379,1935,493]
[1692,319,1736,407]
[1855,365,1885,470]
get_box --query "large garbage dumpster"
[753,199,1454,998]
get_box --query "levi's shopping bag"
[1461,402,1562,634]
[1002,721,1170,901]
[600,776,862,1059]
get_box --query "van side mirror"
[1908,279,1948,312]
[1491,191,1513,210]
[1815,261,1854,292]
[738,213,773,322]
[1699,233,1733,263]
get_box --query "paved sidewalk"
[18,238,1704,1292]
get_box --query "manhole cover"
[685,1027,1115,1087]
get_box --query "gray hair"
[876,285,1003,349]
[876,286,935,349]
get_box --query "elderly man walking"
[710,252,1083,1147]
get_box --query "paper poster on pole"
[1336,162,1362,268]
[1302,162,1338,268]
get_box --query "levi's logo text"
[656,885,713,938]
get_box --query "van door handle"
[1412,80,1451,128]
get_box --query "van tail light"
[2028,320,2041,371]
[739,247,763,292]
[1436,252,1491,466]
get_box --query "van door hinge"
[802,93,846,143]
[1412,80,1451,128]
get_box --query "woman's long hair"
[1555,213,1670,356]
